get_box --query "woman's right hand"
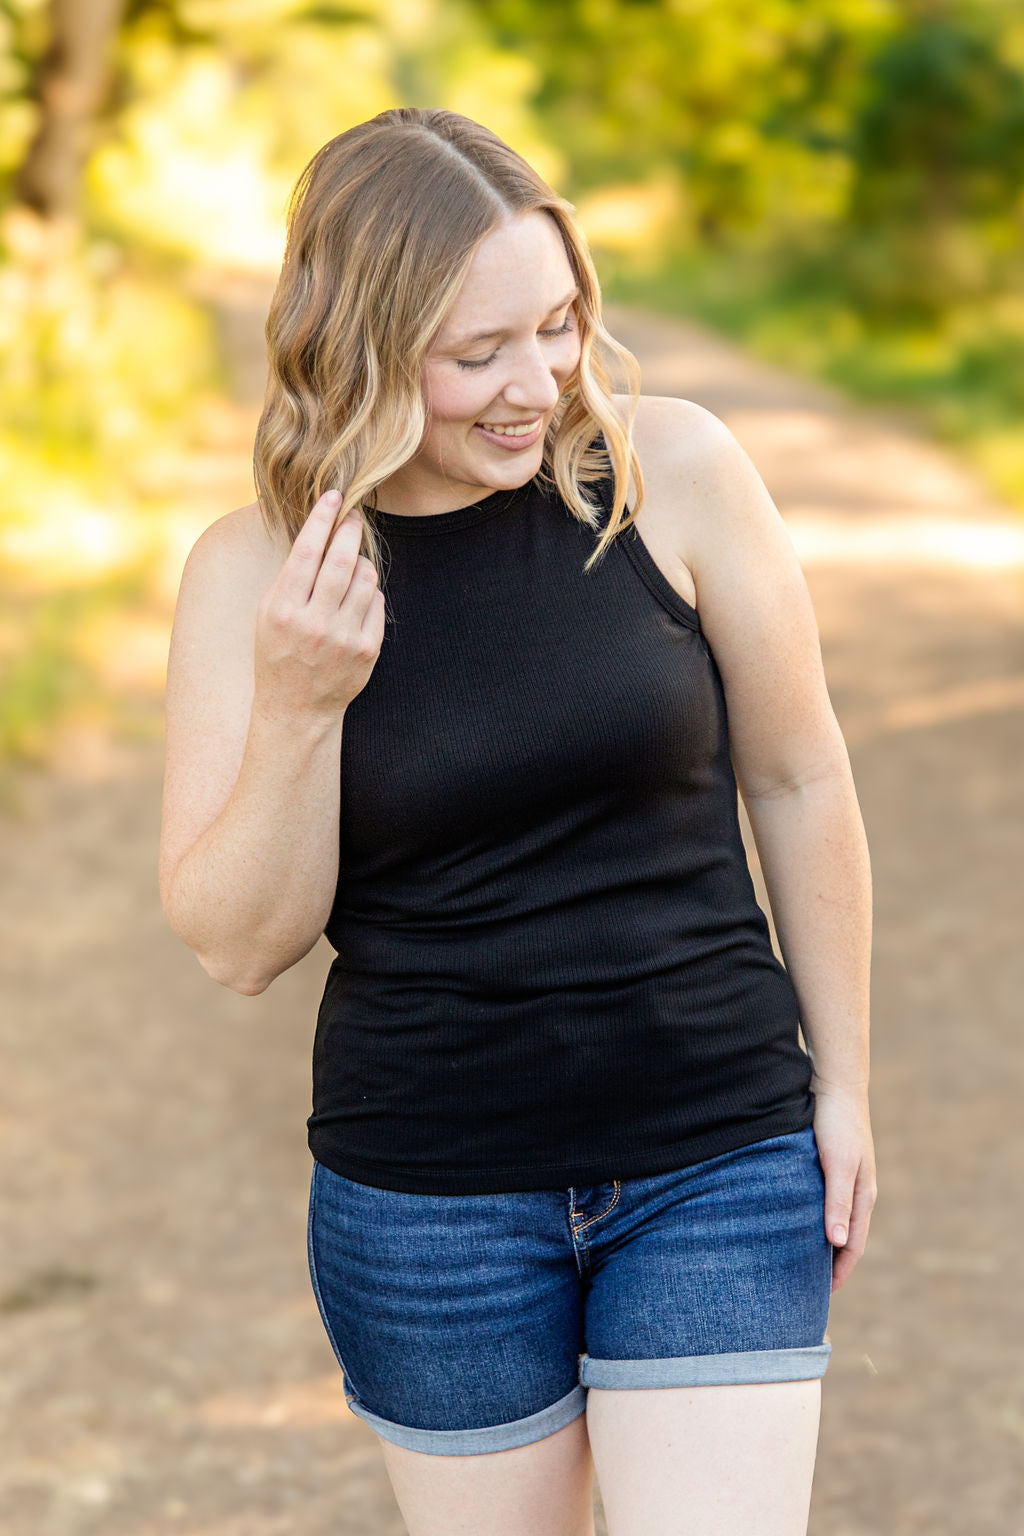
[253,491,386,725]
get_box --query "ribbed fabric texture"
[307,442,815,1194]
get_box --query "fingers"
[827,1168,877,1293]
[307,513,377,618]
[827,1155,878,1247]
[826,1188,852,1249]
[813,1091,874,1250]
[832,1247,856,1293]
[274,490,351,606]
[330,553,382,630]
[831,1210,870,1292]
[359,585,387,658]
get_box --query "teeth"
[478,419,539,437]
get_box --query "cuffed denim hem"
[579,1341,832,1389]
[347,1382,587,1456]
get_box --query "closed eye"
[456,314,576,371]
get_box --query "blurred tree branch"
[14,0,126,226]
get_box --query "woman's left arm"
[740,770,874,1295]
[641,397,877,1295]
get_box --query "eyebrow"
[447,284,580,348]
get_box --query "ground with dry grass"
[2,300,1023,1534]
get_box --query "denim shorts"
[306,1124,834,1456]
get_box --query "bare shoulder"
[607,393,726,610]
[610,392,734,508]
[160,502,291,900]
[170,499,292,655]
[608,391,786,574]
[184,500,291,601]
[612,395,843,797]
[612,391,715,445]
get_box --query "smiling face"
[374,210,583,516]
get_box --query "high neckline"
[362,480,532,536]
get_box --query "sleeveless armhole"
[590,444,704,636]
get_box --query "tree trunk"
[13,0,126,224]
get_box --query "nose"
[500,343,564,415]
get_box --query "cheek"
[424,374,490,427]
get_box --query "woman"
[159,108,876,1536]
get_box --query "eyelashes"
[456,315,576,371]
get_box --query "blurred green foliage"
[1,0,1023,773]
[470,0,1024,494]
[0,567,149,762]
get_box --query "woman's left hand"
[811,1083,878,1294]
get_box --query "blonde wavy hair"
[253,106,645,577]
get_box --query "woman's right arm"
[158,492,385,995]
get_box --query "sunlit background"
[2,3,1024,1534]
[2,0,1023,779]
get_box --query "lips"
[476,418,541,435]
[474,417,544,451]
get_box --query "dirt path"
[2,298,1023,1535]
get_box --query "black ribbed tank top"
[307,443,815,1194]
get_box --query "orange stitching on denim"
[569,1219,589,1269]
[574,1179,621,1231]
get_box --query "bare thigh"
[586,1379,822,1536]
[376,1413,596,1536]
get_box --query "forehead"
[438,212,576,334]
